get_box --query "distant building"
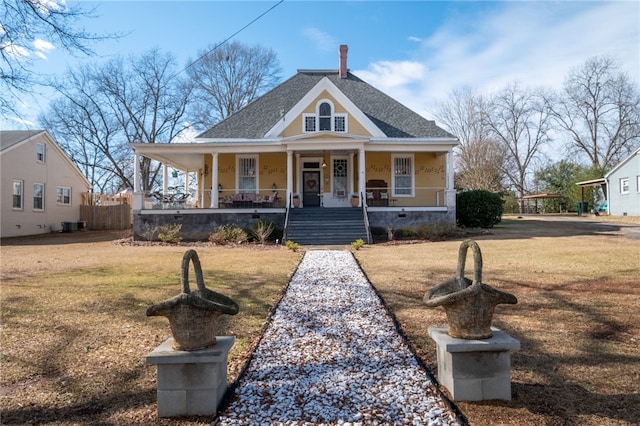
[1,130,91,237]
[605,147,640,216]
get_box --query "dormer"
[302,99,348,133]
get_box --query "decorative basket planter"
[146,249,239,351]
[423,239,517,339]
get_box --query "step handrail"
[361,191,372,244]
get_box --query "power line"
[179,0,285,76]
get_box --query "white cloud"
[33,38,55,60]
[354,1,640,120]
[408,36,422,43]
[301,27,337,53]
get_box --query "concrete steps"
[285,207,368,245]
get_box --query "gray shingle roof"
[197,71,454,139]
[0,130,45,152]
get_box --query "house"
[605,147,640,216]
[130,45,459,242]
[1,130,91,238]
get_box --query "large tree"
[41,48,192,192]
[1,0,110,118]
[434,87,506,191]
[187,40,282,129]
[484,82,553,201]
[549,55,640,170]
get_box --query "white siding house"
[1,130,91,238]
[605,147,640,217]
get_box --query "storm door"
[302,171,321,207]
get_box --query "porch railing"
[139,186,448,210]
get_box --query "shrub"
[285,240,299,252]
[251,220,277,245]
[456,190,503,228]
[351,238,364,250]
[415,222,458,240]
[209,224,249,245]
[157,223,182,243]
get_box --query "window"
[393,155,414,196]
[57,186,72,205]
[319,102,331,131]
[333,158,348,197]
[36,143,46,162]
[302,100,347,133]
[637,176,640,192]
[620,178,629,194]
[304,116,316,132]
[12,180,23,210]
[33,183,44,210]
[237,156,258,193]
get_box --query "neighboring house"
[605,147,640,216]
[130,45,459,241]
[1,130,91,238]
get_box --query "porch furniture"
[366,180,389,207]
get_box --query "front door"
[303,171,321,207]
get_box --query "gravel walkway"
[214,250,462,426]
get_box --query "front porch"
[130,144,457,242]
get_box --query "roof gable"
[604,147,640,178]
[196,71,455,141]
[264,76,385,138]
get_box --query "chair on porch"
[366,180,389,207]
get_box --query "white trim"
[56,186,72,205]
[391,153,415,197]
[236,154,259,193]
[33,182,45,211]
[12,180,24,210]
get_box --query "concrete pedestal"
[146,336,234,417]
[428,327,520,401]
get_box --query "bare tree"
[434,87,506,191]
[549,56,640,170]
[484,82,553,202]
[187,40,282,128]
[1,0,111,118]
[41,48,192,192]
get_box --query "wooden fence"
[80,192,132,230]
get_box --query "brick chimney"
[339,45,348,78]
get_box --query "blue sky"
[8,0,640,129]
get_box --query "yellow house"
[130,46,459,243]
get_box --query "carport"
[520,193,564,214]
[575,178,607,215]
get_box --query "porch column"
[445,151,456,209]
[210,152,219,208]
[134,153,140,192]
[286,151,294,207]
[133,153,143,210]
[358,148,366,207]
[163,164,169,194]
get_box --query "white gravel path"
[214,250,462,426]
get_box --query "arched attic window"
[319,102,331,131]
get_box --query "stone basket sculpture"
[146,249,239,351]
[423,239,517,339]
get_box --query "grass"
[1,215,639,425]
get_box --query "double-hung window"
[36,143,46,163]
[620,178,629,194]
[393,155,414,196]
[33,183,45,210]
[57,187,72,205]
[13,180,23,210]
[237,156,258,193]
